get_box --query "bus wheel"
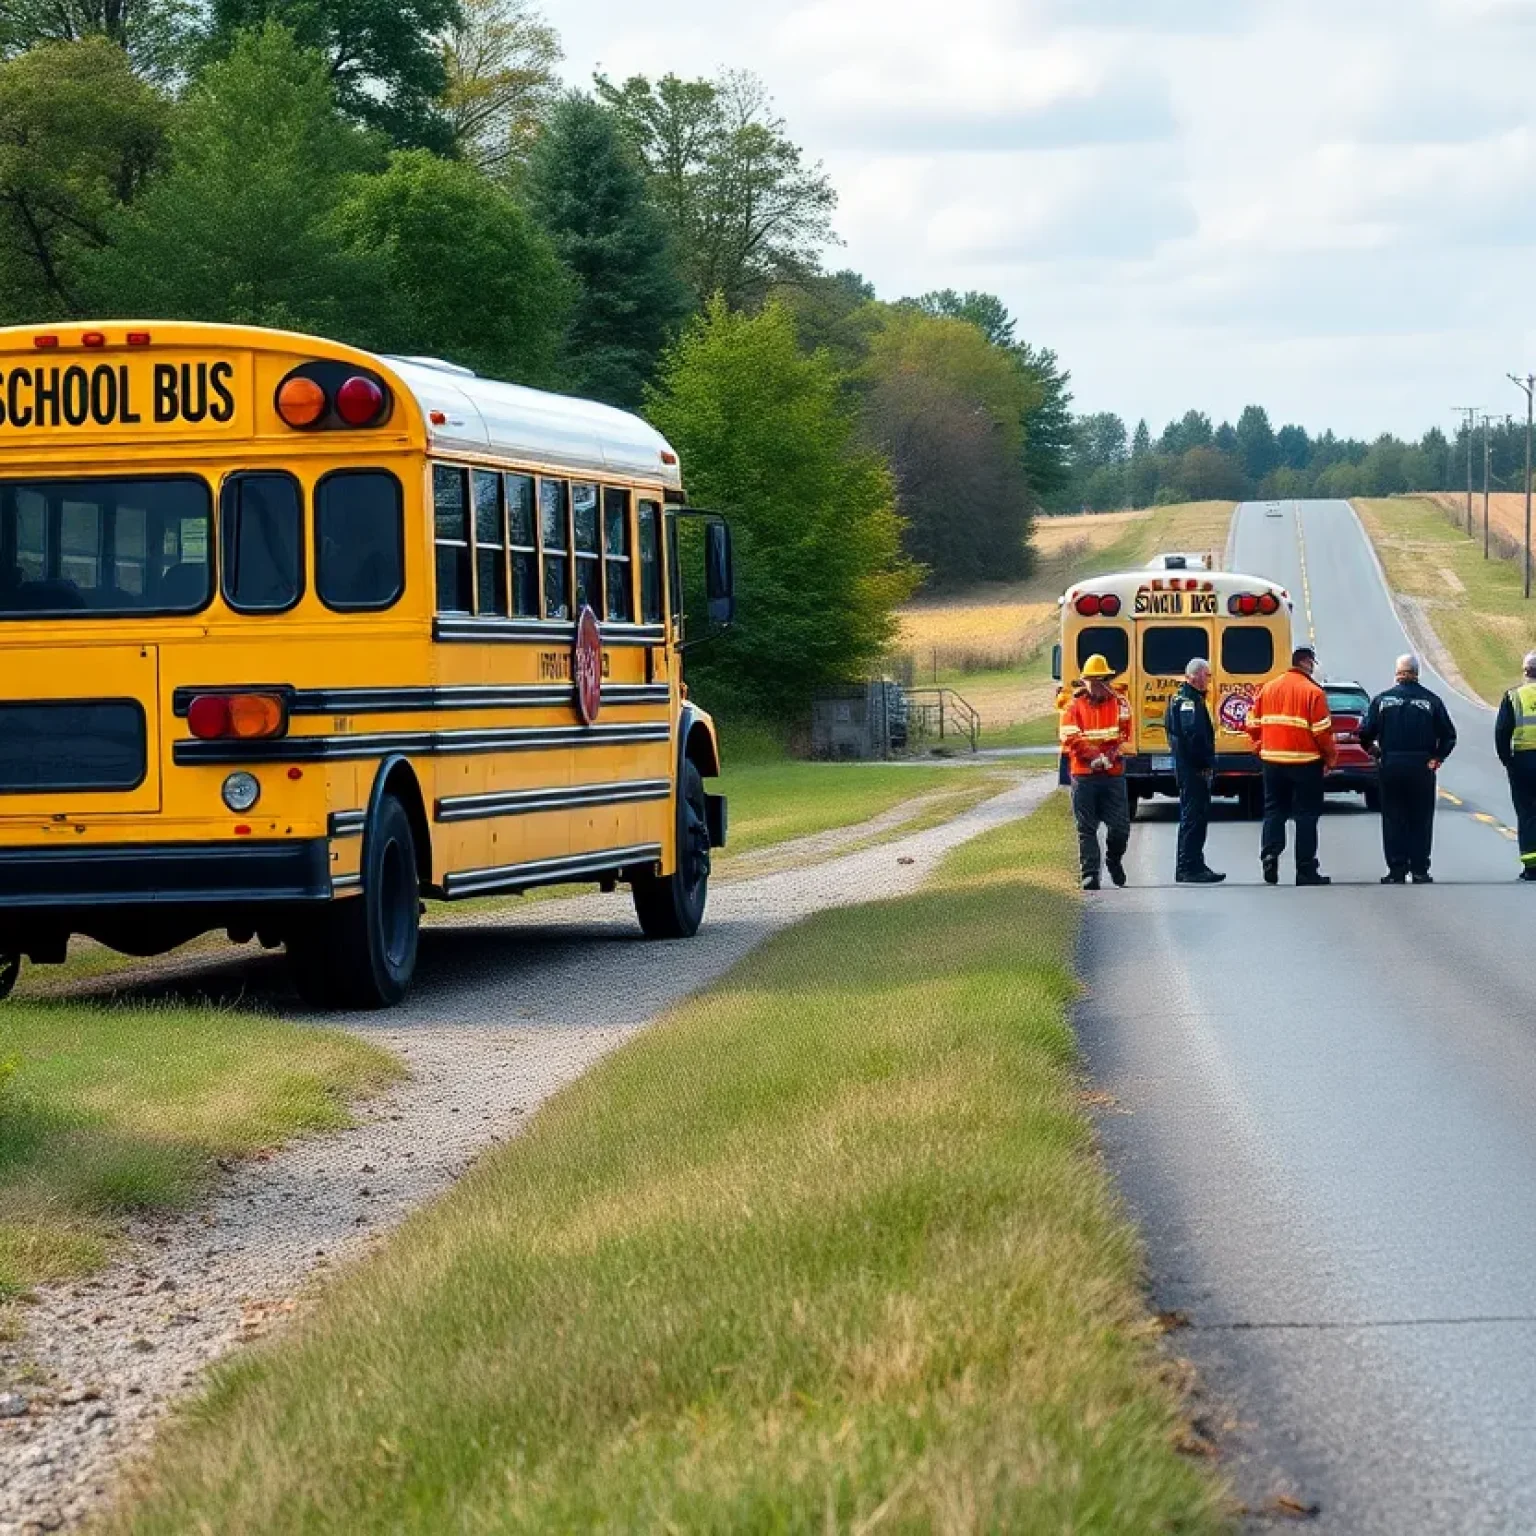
[633,760,710,940]
[289,795,420,1009]
[1363,786,1382,814]
[0,952,18,1002]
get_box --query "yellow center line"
[1439,790,1463,805]
[1474,812,1500,824]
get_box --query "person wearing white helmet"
[1495,651,1536,880]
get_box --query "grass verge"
[0,1003,400,1295]
[108,795,1227,1535]
[1355,496,1536,702]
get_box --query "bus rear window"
[1222,626,1274,676]
[0,477,211,617]
[316,470,403,612]
[1142,625,1209,677]
[1075,627,1128,676]
[221,472,301,613]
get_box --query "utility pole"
[1454,406,1477,536]
[1482,411,1493,558]
[1510,375,1535,598]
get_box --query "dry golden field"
[1424,491,1535,559]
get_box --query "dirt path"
[0,776,1053,1535]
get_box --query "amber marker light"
[276,375,327,427]
[228,693,285,739]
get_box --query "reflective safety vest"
[1508,683,1536,752]
[1059,689,1131,777]
[1246,667,1337,767]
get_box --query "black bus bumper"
[0,838,334,909]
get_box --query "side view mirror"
[705,519,734,627]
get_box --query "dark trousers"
[1379,759,1436,876]
[1175,769,1211,876]
[1261,761,1324,876]
[1071,775,1130,878]
[1510,759,1536,867]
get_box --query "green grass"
[1355,496,1536,702]
[107,796,1228,1536]
[0,1003,400,1295]
[717,759,1000,857]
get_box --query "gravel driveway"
[0,774,1050,1535]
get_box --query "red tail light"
[81,331,106,348]
[1257,592,1279,614]
[33,334,58,349]
[335,374,385,427]
[1075,594,1102,616]
[126,331,151,347]
[1099,594,1122,617]
[188,695,231,739]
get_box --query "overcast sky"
[549,0,1536,440]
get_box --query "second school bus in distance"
[1054,567,1293,815]
[0,322,734,1008]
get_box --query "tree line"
[1055,403,1531,513]
[0,2,1080,721]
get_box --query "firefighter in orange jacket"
[1246,643,1338,886]
[1059,654,1133,890]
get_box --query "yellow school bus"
[1053,567,1292,814]
[0,321,733,1007]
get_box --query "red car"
[1323,680,1381,811]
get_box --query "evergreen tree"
[1235,403,1278,483]
[525,94,690,410]
[1016,341,1073,505]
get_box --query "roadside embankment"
[1354,496,1536,703]
[102,793,1227,1535]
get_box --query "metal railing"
[903,687,980,752]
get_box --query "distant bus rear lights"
[1073,593,1121,617]
[1226,591,1280,617]
[187,692,286,740]
[221,772,261,813]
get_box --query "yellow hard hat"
[1081,654,1116,679]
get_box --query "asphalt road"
[1079,500,1536,1532]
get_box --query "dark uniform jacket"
[1360,680,1457,766]
[1164,681,1215,777]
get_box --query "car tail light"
[1075,594,1102,616]
[335,374,385,427]
[187,692,286,740]
[1099,594,1122,617]
[276,375,327,427]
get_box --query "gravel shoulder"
[0,774,1050,1535]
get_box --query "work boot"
[1261,854,1279,886]
[1082,873,1100,891]
[1381,872,1406,885]
[1411,871,1433,884]
[1105,853,1127,888]
[1176,868,1226,884]
[1520,868,1536,882]
[1296,870,1332,886]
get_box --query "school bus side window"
[472,468,507,617]
[316,469,404,612]
[433,464,471,614]
[603,487,632,622]
[221,472,302,613]
[573,482,600,614]
[1222,626,1273,675]
[637,500,662,623]
[505,473,538,617]
[540,478,570,620]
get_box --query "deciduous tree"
[0,37,164,319]
[0,0,195,81]
[525,93,688,409]
[332,148,569,385]
[442,0,560,176]
[647,299,916,719]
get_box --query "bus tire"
[1364,785,1381,814]
[1126,784,1142,820]
[288,795,420,1009]
[632,759,710,940]
[0,952,18,1002]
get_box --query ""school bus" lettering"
[1133,588,1219,616]
[0,361,236,430]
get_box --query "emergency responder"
[1359,653,1456,884]
[1245,643,1337,886]
[1494,651,1536,880]
[1059,654,1132,891]
[1164,657,1225,884]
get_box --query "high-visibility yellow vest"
[1510,683,1536,751]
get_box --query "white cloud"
[549,0,1536,436]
